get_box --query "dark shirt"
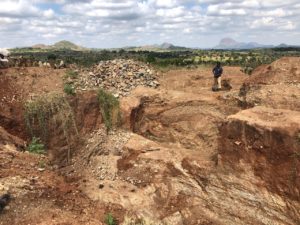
[213,66,223,77]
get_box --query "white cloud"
[156,7,185,17]
[149,0,178,8]
[253,8,293,17]
[0,0,39,17]
[0,0,299,48]
[207,4,246,16]
[43,9,55,18]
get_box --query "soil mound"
[239,57,300,110]
[247,57,300,85]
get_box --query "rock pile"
[75,59,160,97]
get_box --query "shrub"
[105,213,116,225]
[64,83,76,95]
[27,137,45,154]
[97,89,121,133]
[24,93,78,147]
[47,53,57,61]
[241,66,254,75]
[24,93,78,162]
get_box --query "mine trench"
[0,57,300,225]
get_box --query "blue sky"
[0,0,300,48]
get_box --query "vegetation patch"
[10,46,300,70]
[97,89,121,133]
[105,213,117,225]
[24,93,78,149]
[64,83,76,95]
[27,137,45,154]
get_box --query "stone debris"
[75,59,160,97]
[73,126,132,181]
[0,176,31,197]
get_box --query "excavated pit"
[0,58,300,225]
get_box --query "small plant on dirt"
[97,89,121,133]
[64,70,79,79]
[105,213,117,225]
[27,137,45,154]
[64,83,76,96]
[38,160,46,168]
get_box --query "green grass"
[105,213,116,225]
[97,89,121,133]
[27,137,45,154]
[64,83,76,95]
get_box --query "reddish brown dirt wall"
[219,107,300,201]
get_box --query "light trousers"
[214,76,221,89]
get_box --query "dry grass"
[24,92,78,150]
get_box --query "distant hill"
[32,40,87,51]
[126,42,188,51]
[53,40,86,50]
[30,41,188,52]
[277,43,289,48]
[214,38,274,49]
[32,44,48,49]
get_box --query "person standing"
[212,62,223,91]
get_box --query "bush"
[27,137,45,154]
[47,53,57,61]
[105,213,117,225]
[24,93,78,145]
[241,66,254,75]
[97,89,121,133]
[24,93,78,162]
[64,83,76,95]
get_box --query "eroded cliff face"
[219,107,300,200]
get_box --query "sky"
[0,0,300,48]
